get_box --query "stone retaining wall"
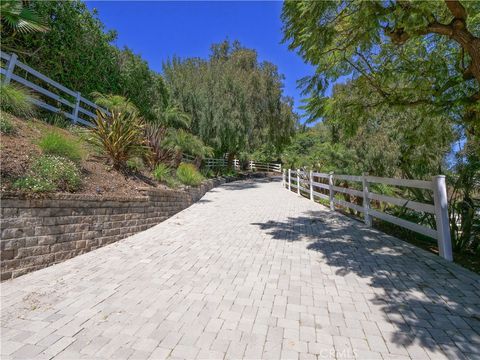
[0,177,233,280]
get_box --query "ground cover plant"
[38,131,82,162]
[0,83,36,117]
[13,155,81,192]
[176,163,204,186]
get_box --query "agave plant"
[88,110,146,171]
[0,0,49,34]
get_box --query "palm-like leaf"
[91,92,139,116]
[155,104,191,129]
[164,129,213,158]
[1,0,49,34]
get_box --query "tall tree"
[163,40,297,158]
[281,0,480,133]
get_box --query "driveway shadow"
[252,210,480,358]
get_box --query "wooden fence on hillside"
[249,161,281,173]
[0,51,107,125]
[283,169,452,261]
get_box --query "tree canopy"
[163,40,297,156]
[282,0,480,133]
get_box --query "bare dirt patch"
[1,114,164,197]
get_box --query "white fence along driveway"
[1,179,479,359]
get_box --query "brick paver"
[1,178,479,359]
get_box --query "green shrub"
[152,163,171,182]
[0,83,36,117]
[87,109,145,170]
[176,163,204,186]
[0,116,15,134]
[38,131,82,161]
[14,155,81,192]
[152,163,179,188]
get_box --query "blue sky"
[86,1,315,121]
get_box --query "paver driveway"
[1,178,480,360]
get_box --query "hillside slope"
[0,114,163,197]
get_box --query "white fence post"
[288,169,291,191]
[362,173,372,226]
[432,175,453,261]
[328,172,335,211]
[282,169,285,187]
[72,91,81,124]
[297,169,300,195]
[309,170,314,201]
[3,53,18,84]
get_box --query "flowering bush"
[14,155,81,192]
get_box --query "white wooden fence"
[0,51,107,125]
[204,158,242,169]
[249,161,282,173]
[283,169,453,261]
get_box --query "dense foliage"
[282,0,480,132]
[281,0,479,256]
[1,3,295,159]
[1,0,168,122]
[163,40,297,158]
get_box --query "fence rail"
[283,169,452,261]
[204,159,240,169]
[249,161,282,173]
[0,51,108,125]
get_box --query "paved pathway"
[1,179,480,360]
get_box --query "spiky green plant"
[0,83,36,117]
[38,131,82,162]
[152,163,171,182]
[87,109,146,170]
[176,163,204,186]
[160,104,191,129]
